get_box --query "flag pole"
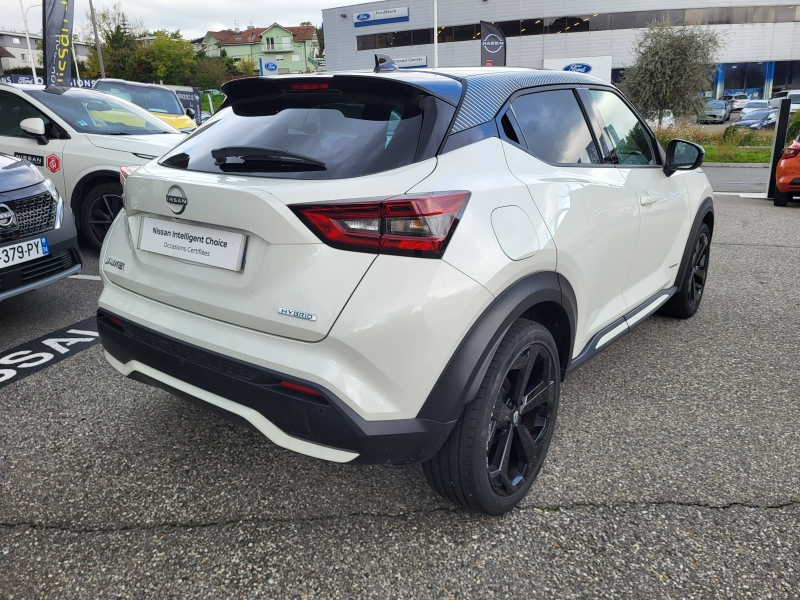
[88,0,105,78]
[19,0,38,80]
[433,0,438,68]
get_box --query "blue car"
[734,109,778,130]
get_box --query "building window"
[21,54,26,61]
[264,37,274,49]
[411,28,433,45]
[611,12,637,30]
[520,18,543,36]
[356,34,375,51]
[392,30,412,47]
[496,20,520,37]
[292,54,300,61]
[12,37,20,44]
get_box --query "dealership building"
[321,1,800,99]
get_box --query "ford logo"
[356,13,371,21]
[563,63,592,73]
[265,62,278,72]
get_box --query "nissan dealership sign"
[542,55,612,82]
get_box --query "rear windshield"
[706,101,725,108]
[159,78,450,180]
[745,110,774,120]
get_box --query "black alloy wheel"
[423,320,561,515]
[660,222,712,319]
[81,182,124,250]
[687,227,711,313]
[486,341,558,497]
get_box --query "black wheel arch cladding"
[676,197,714,287]
[417,271,576,423]
[70,170,121,226]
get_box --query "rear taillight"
[290,192,470,258]
[782,143,800,160]
[120,166,138,211]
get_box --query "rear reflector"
[290,192,469,258]
[280,380,322,396]
[119,166,138,185]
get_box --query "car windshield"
[746,110,774,121]
[94,81,184,115]
[746,101,769,109]
[706,101,725,109]
[25,88,177,135]
[722,96,733,100]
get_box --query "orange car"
[775,133,800,206]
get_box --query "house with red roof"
[201,24,320,74]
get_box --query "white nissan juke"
[97,67,714,515]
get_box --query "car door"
[0,91,67,194]
[500,87,641,355]
[584,88,691,309]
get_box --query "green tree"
[144,30,195,83]
[300,21,313,26]
[237,55,258,76]
[192,57,228,90]
[316,25,324,55]
[620,20,723,129]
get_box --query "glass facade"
[355,5,800,50]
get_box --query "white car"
[97,68,714,515]
[740,99,770,117]
[0,84,186,249]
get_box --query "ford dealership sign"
[563,63,593,73]
[353,7,409,27]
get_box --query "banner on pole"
[480,21,506,67]
[43,0,75,87]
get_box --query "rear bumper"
[97,310,455,464]
[0,221,82,302]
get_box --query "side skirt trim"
[568,286,677,372]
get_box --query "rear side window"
[159,78,446,180]
[510,90,601,165]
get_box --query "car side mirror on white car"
[664,139,704,177]
[20,117,48,146]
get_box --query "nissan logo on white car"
[482,34,504,53]
[0,203,16,228]
[166,186,188,215]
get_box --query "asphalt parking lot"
[1,192,799,598]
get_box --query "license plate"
[138,217,247,272]
[0,237,49,268]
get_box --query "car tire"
[422,319,560,515]
[660,223,711,319]
[81,182,124,251]
[774,188,790,207]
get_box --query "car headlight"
[750,124,760,129]
[42,177,65,229]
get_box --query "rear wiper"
[211,146,326,170]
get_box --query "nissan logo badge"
[0,203,16,228]
[165,186,187,215]
[482,34,504,53]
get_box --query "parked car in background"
[0,152,81,302]
[698,100,731,123]
[0,83,186,250]
[94,79,198,132]
[733,109,778,130]
[769,90,800,113]
[740,99,770,117]
[97,68,714,515]
[774,132,800,206]
[722,93,749,110]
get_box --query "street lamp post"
[18,1,41,81]
[433,0,438,68]
[88,0,106,78]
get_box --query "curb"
[704,162,770,168]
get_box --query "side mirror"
[664,139,704,177]
[185,107,196,119]
[20,117,48,145]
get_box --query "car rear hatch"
[105,75,459,342]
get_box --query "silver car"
[699,100,731,123]
[741,99,770,117]
[722,93,749,110]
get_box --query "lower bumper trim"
[98,310,455,464]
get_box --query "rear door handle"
[640,196,659,206]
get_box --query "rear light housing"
[120,166,139,212]
[782,142,800,160]
[290,191,470,258]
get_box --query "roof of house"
[0,46,14,59]
[207,24,315,47]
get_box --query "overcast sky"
[1,0,347,41]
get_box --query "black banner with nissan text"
[43,0,75,87]
[480,21,506,67]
